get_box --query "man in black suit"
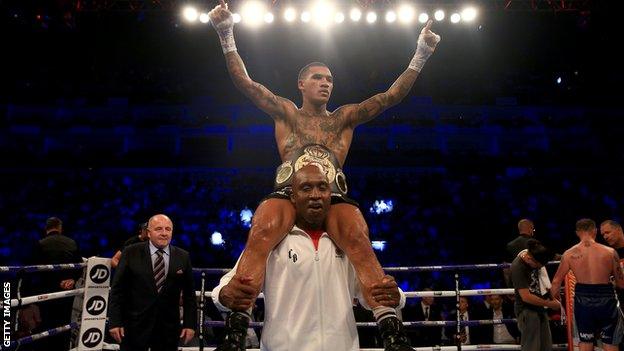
[401,288,443,346]
[506,219,535,259]
[108,214,197,351]
[471,294,519,344]
[30,216,82,351]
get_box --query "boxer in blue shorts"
[551,219,624,351]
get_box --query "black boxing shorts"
[263,144,358,207]
[574,283,624,345]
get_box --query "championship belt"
[274,144,348,196]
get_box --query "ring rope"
[98,344,570,351]
[0,262,86,273]
[190,261,559,275]
[1,261,560,275]
[1,288,84,308]
[203,319,519,328]
[9,322,78,348]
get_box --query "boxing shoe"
[215,312,249,351]
[378,316,415,351]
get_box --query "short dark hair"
[576,218,596,232]
[45,217,63,231]
[600,219,622,230]
[527,238,553,266]
[298,62,329,81]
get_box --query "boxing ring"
[1,258,572,351]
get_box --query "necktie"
[424,306,429,320]
[460,313,466,333]
[154,249,165,293]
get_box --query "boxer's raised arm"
[343,20,440,128]
[208,1,296,121]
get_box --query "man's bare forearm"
[223,51,284,116]
[224,51,252,92]
[386,69,419,106]
[353,69,419,126]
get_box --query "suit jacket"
[445,309,478,345]
[506,235,532,260]
[471,302,519,344]
[108,242,197,350]
[401,302,443,346]
[29,231,82,294]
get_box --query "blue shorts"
[574,283,624,345]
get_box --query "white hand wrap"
[210,13,236,54]
[408,33,441,72]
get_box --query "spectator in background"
[111,221,148,268]
[445,296,474,345]
[506,219,535,258]
[401,288,443,346]
[31,217,82,351]
[475,294,519,344]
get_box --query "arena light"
[366,11,377,24]
[199,13,209,23]
[350,8,362,22]
[301,11,312,22]
[461,7,478,22]
[284,7,297,22]
[418,12,429,23]
[182,6,199,22]
[311,1,336,26]
[240,207,253,228]
[385,11,397,23]
[370,199,394,214]
[434,10,445,21]
[335,12,345,23]
[211,231,225,246]
[398,4,415,24]
[232,13,242,23]
[371,241,387,251]
[264,12,274,23]
[450,12,461,23]
[240,0,266,27]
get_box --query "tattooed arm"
[209,1,295,120]
[345,69,419,128]
[224,52,296,119]
[550,251,571,301]
[612,249,624,289]
[345,20,440,128]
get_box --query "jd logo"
[288,249,298,263]
[86,296,107,316]
[82,328,103,348]
[89,265,110,284]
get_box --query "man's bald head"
[517,219,535,236]
[147,214,173,249]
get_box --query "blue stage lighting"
[371,240,386,251]
[240,207,253,228]
[369,199,394,214]
[211,231,225,246]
